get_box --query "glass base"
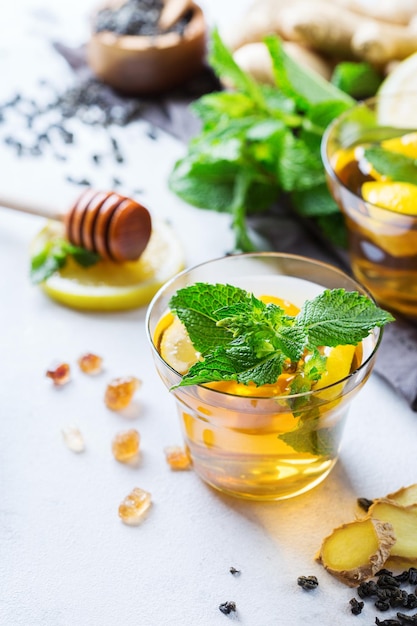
[188,445,338,501]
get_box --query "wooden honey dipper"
[1,188,152,263]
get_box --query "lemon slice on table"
[31,220,185,311]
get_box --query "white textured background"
[1,2,417,625]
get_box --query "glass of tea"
[146,253,382,501]
[322,94,417,318]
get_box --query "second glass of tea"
[146,253,382,501]
[322,94,417,318]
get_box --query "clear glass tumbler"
[146,253,382,501]
[322,94,417,318]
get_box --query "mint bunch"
[169,30,355,252]
[30,239,100,284]
[169,283,394,390]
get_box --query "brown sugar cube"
[105,376,141,411]
[78,353,103,375]
[46,362,70,386]
[164,445,192,470]
[112,429,140,462]
[118,487,151,525]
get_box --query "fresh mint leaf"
[303,348,327,382]
[296,288,394,347]
[279,418,339,457]
[62,242,100,267]
[331,62,383,99]
[278,135,325,191]
[179,341,287,387]
[30,243,66,284]
[192,92,256,131]
[169,283,250,354]
[304,100,353,133]
[216,297,306,362]
[291,184,341,218]
[209,29,267,110]
[265,35,354,107]
[363,147,417,184]
[30,238,100,284]
[169,156,239,212]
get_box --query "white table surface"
[1,3,417,625]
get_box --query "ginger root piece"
[233,41,332,86]
[222,0,290,51]
[369,501,417,561]
[316,518,396,586]
[279,1,364,58]
[387,483,417,507]
[225,0,417,72]
[331,0,417,26]
[352,20,417,64]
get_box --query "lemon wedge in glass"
[381,132,417,159]
[159,315,200,374]
[362,181,417,215]
[31,219,184,311]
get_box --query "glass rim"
[321,94,417,218]
[146,252,383,401]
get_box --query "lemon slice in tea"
[362,181,417,215]
[381,132,417,159]
[31,220,185,311]
[159,315,200,374]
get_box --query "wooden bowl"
[87,1,207,95]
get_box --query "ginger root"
[331,0,417,26]
[233,41,332,86]
[317,483,417,585]
[369,500,417,561]
[225,0,417,77]
[279,1,365,59]
[386,483,417,507]
[352,20,417,64]
[223,0,288,52]
[316,518,396,587]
